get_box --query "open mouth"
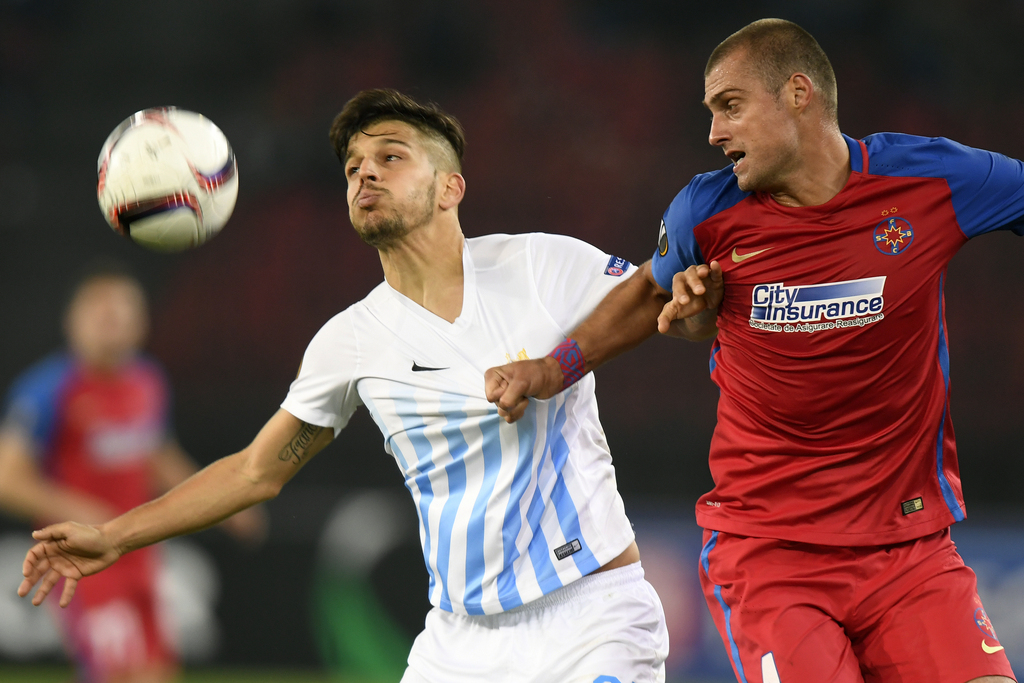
[727,151,746,165]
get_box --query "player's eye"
[347,165,359,177]
[385,154,400,162]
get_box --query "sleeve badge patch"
[658,219,669,257]
[604,255,631,276]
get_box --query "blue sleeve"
[651,183,705,292]
[865,133,1024,238]
[650,168,748,291]
[1,355,74,455]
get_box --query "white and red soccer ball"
[97,107,238,252]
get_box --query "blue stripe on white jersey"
[463,410,504,614]
[434,400,469,612]
[546,398,599,576]
[367,390,439,602]
[493,411,534,611]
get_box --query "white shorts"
[401,562,668,683]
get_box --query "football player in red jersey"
[487,18,1019,683]
[0,263,265,683]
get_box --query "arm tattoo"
[278,421,324,466]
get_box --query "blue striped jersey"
[281,233,637,615]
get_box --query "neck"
[379,218,465,323]
[769,125,850,208]
[75,350,132,375]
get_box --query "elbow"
[235,450,285,503]
[253,478,284,503]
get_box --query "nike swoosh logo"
[982,639,1005,654]
[412,362,448,372]
[731,246,773,263]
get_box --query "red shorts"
[56,554,175,683]
[699,528,1015,683]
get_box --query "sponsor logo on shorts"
[873,217,914,255]
[748,276,886,334]
[604,255,631,277]
[554,538,582,560]
[900,497,924,515]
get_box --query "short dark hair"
[706,18,838,124]
[329,89,466,172]
[65,257,145,308]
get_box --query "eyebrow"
[703,88,744,109]
[344,137,413,165]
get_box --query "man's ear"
[786,72,815,113]
[439,172,466,210]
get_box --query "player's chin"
[734,169,755,192]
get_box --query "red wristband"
[548,338,585,390]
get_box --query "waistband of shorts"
[506,561,646,614]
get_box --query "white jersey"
[281,233,637,616]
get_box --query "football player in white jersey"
[18,89,669,683]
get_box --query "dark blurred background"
[1,0,1023,678]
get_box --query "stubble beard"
[738,145,799,194]
[354,183,436,251]
[739,124,802,194]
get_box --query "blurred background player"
[15,91,668,683]
[0,262,265,683]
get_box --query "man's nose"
[709,113,729,147]
[357,161,380,182]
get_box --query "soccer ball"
[97,107,238,252]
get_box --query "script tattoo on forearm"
[278,421,324,466]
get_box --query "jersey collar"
[844,133,869,174]
[383,240,477,334]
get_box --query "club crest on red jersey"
[873,217,914,255]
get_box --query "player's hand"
[484,357,563,423]
[18,522,121,608]
[657,261,723,333]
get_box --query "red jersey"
[651,133,1024,545]
[2,353,170,572]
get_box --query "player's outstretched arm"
[486,261,668,422]
[18,409,332,608]
[151,439,269,546]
